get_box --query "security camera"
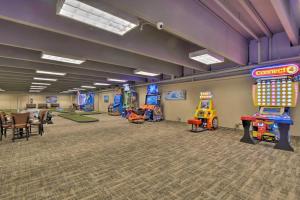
[156,22,164,30]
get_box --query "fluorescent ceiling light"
[57,0,138,35]
[134,70,159,76]
[36,70,66,76]
[29,90,41,93]
[30,86,47,89]
[189,49,224,65]
[81,85,96,89]
[94,83,111,86]
[73,88,86,91]
[107,78,127,83]
[34,77,57,82]
[32,82,51,86]
[41,53,85,64]
[67,89,79,92]
[0,88,5,92]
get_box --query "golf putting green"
[58,113,99,123]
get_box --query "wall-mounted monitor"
[46,96,58,103]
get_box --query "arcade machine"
[187,91,218,132]
[240,64,299,151]
[122,84,138,118]
[77,91,95,112]
[128,84,163,123]
[108,88,123,116]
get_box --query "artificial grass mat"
[58,113,99,123]
[77,111,102,115]
[56,110,102,115]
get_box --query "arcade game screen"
[200,100,210,109]
[77,93,87,106]
[123,84,130,92]
[147,84,158,95]
[260,107,283,115]
[146,95,158,105]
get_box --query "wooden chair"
[0,112,11,141]
[11,113,30,142]
[30,110,46,136]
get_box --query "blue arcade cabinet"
[108,89,123,116]
[143,84,163,121]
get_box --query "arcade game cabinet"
[108,88,123,116]
[187,92,218,132]
[240,64,299,151]
[122,84,138,118]
[128,84,163,123]
[77,91,95,112]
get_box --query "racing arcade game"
[143,84,163,121]
[187,91,218,132]
[122,84,138,118]
[240,64,299,151]
[128,84,163,123]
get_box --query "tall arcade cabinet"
[241,64,299,151]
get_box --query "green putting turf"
[58,113,99,123]
[56,110,102,115]
[77,111,102,115]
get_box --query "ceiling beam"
[270,0,299,45]
[0,45,136,76]
[0,0,207,71]
[0,57,147,82]
[0,70,111,83]
[0,19,183,76]
[213,0,259,40]
[238,0,272,37]
[99,0,248,65]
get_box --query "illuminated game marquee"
[252,64,299,107]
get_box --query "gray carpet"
[0,114,299,200]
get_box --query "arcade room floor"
[0,114,299,200]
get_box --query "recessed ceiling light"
[189,49,224,65]
[57,0,138,35]
[34,77,57,82]
[36,70,66,76]
[94,83,111,86]
[81,85,96,89]
[134,70,159,76]
[32,82,51,86]
[107,78,127,83]
[41,53,85,64]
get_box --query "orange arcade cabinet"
[128,84,163,123]
[187,91,218,132]
[240,64,299,151]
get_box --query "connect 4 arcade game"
[240,64,299,151]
